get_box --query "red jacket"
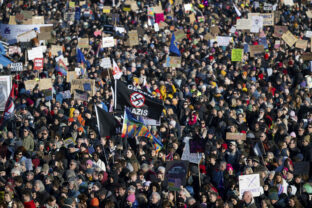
[24,200,36,208]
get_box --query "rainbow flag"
[121,109,163,152]
[56,59,68,76]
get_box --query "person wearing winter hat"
[126,193,138,208]
[89,197,99,208]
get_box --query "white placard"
[251,16,263,33]
[284,0,294,6]
[217,36,232,47]
[184,4,192,12]
[239,174,261,197]
[28,47,43,60]
[154,23,159,32]
[115,27,125,33]
[102,37,115,48]
[17,30,37,42]
[236,19,252,30]
[100,58,112,69]
[10,62,23,71]
[305,31,312,38]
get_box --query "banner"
[0,24,53,44]
[231,49,243,62]
[239,174,261,197]
[165,160,189,191]
[100,58,112,69]
[10,63,23,72]
[115,80,164,120]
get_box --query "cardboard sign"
[39,78,52,90]
[38,32,52,41]
[169,56,181,68]
[189,13,196,24]
[51,45,63,56]
[165,160,189,191]
[302,53,312,61]
[17,30,37,42]
[66,71,77,83]
[294,162,310,175]
[130,1,139,11]
[204,33,214,41]
[239,174,261,197]
[260,13,274,26]
[100,58,112,69]
[210,26,220,35]
[10,63,23,72]
[274,40,281,49]
[71,79,95,96]
[102,37,115,48]
[78,38,89,48]
[226,132,247,140]
[296,40,308,50]
[127,30,139,47]
[231,49,243,62]
[40,26,53,33]
[9,16,17,25]
[24,80,38,91]
[74,90,88,102]
[33,58,44,70]
[236,19,252,30]
[273,26,288,38]
[282,31,297,47]
[181,137,203,164]
[174,30,186,42]
[21,10,32,20]
[32,16,44,24]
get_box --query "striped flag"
[0,82,18,126]
[56,59,68,76]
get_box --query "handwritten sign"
[51,45,63,56]
[217,36,232,47]
[282,31,297,47]
[10,63,23,72]
[39,78,52,90]
[78,38,89,48]
[169,56,181,68]
[231,49,243,62]
[239,174,261,197]
[66,71,77,83]
[273,26,288,38]
[296,40,308,50]
[236,19,252,30]
[24,80,38,91]
[100,58,112,69]
[102,37,115,48]
[226,132,247,140]
[260,13,274,26]
[74,90,88,102]
[302,53,312,61]
[181,137,203,164]
[71,79,95,96]
[127,30,139,47]
[32,16,44,24]
[33,58,44,70]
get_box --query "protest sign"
[184,4,192,12]
[17,30,37,42]
[60,90,71,99]
[0,76,11,111]
[165,160,189,191]
[100,58,112,69]
[69,1,75,8]
[274,40,281,49]
[284,0,294,6]
[10,63,23,72]
[42,89,52,101]
[174,30,186,42]
[169,56,181,68]
[51,45,63,56]
[38,32,52,41]
[210,26,220,35]
[260,13,274,26]
[250,45,265,57]
[251,16,263,33]
[273,26,288,38]
[189,13,196,24]
[236,19,252,30]
[24,80,38,91]
[307,10,312,18]
[32,16,44,24]
[155,13,165,23]
[127,30,139,47]
[9,16,16,25]
[8,46,21,55]
[21,10,32,19]
[263,3,273,11]
[217,36,232,47]
[296,40,308,50]
[74,90,89,102]
[64,137,76,148]
[293,162,310,175]
[305,31,312,38]
[204,33,214,41]
[302,53,312,61]
[239,174,261,197]
[78,38,89,48]
[282,31,298,47]
[40,26,53,33]
[102,37,115,48]
[198,16,205,23]
[71,79,95,96]
[28,47,43,60]
[33,58,44,70]
[67,71,77,83]
[39,78,52,90]
[231,49,243,62]
[102,6,111,13]
[181,137,203,164]
[226,132,247,140]
[154,23,159,32]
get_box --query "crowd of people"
[0,0,312,207]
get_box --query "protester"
[0,0,312,207]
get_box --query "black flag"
[114,80,164,120]
[95,105,120,137]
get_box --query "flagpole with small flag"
[112,59,122,110]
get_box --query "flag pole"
[114,78,117,110]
